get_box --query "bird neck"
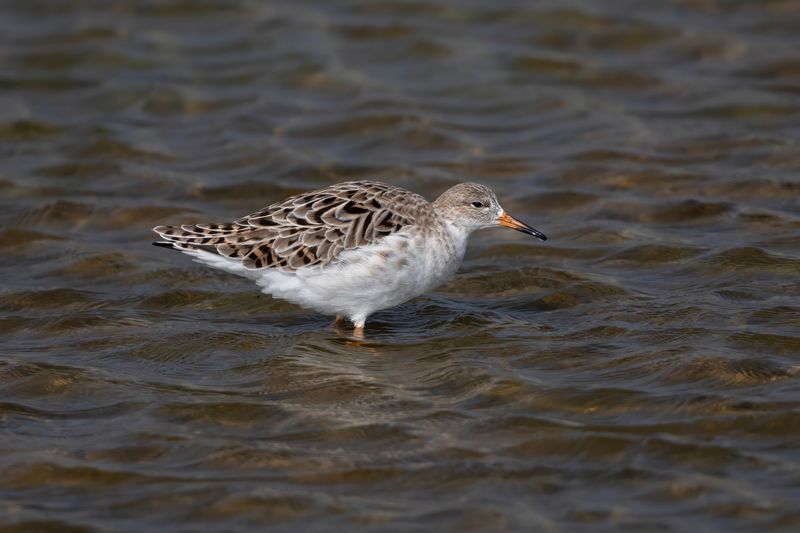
[441,220,471,259]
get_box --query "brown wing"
[152,181,425,271]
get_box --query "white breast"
[181,221,470,325]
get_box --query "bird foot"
[330,316,368,344]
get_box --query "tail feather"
[152,223,275,270]
[152,224,235,246]
[152,240,223,256]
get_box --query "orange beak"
[498,213,547,241]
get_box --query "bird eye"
[471,201,483,208]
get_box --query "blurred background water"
[1,0,799,530]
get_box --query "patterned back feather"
[153,181,428,271]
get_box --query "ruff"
[153,180,546,336]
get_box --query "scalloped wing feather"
[152,181,427,272]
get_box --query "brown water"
[2,0,800,531]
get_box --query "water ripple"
[1,0,799,530]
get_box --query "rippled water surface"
[2,0,800,530]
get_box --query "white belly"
[264,231,462,322]
[183,226,468,325]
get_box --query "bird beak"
[498,213,547,241]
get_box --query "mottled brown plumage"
[153,180,428,271]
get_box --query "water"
[1,0,799,530]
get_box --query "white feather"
[178,225,469,327]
